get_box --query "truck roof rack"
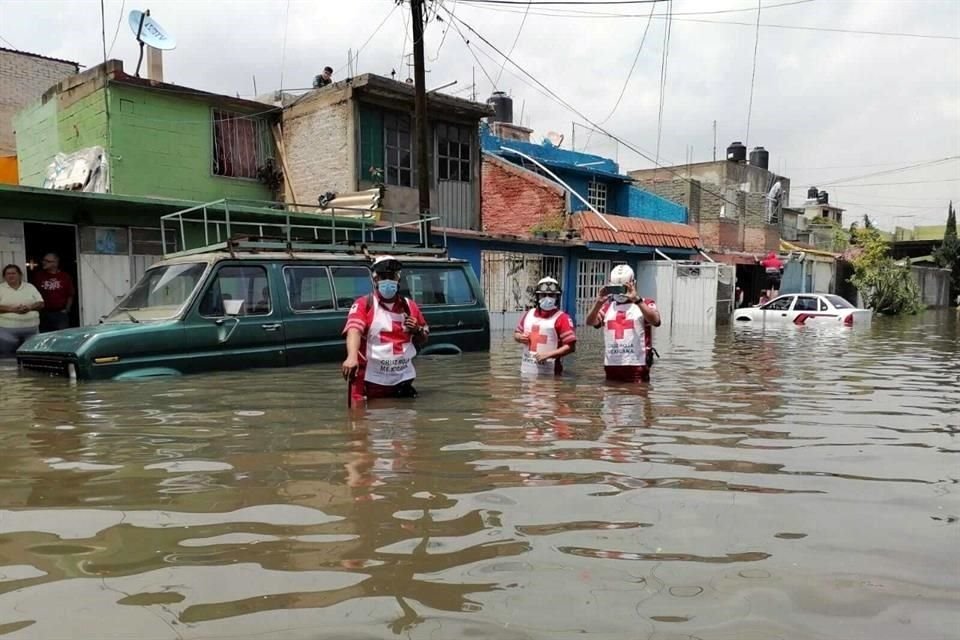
[160,191,450,259]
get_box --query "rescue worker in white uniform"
[513,277,577,376]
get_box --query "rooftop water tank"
[749,146,769,170]
[726,141,746,163]
[807,186,819,200]
[817,190,829,204]
[487,91,513,124]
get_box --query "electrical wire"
[495,0,531,87]
[819,156,960,186]
[821,178,960,187]
[106,0,126,58]
[654,0,671,165]
[399,6,411,79]
[440,7,751,214]
[447,11,499,92]
[279,0,291,92]
[458,0,666,5]
[430,0,458,61]
[744,0,761,149]
[457,0,811,19]
[596,0,656,125]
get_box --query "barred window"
[587,179,607,213]
[212,111,270,179]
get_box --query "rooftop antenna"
[129,9,176,80]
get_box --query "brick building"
[0,48,78,182]
[281,74,491,230]
[481,153,566,236]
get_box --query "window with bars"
[212,111,271,179]
[437,124,471,182]
[587,179,608,213]
[384,112,414,187]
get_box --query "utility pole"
[712,120,717,162]
[411,0,431,247]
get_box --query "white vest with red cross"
[519,309,560,376]
[364,297,417,386]
[602,301,647,367]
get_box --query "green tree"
[850,227,922,315]
[932,201,959,304]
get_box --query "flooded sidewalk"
[0,311,957,639]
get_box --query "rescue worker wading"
[585,265,661,383]
[341,256,429,404]
[513,277,576,375]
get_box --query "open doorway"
[24,223,80,329]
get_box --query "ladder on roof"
[160,194,449,259]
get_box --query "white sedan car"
[734,293,872,327]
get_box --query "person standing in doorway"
[33,253,74,332]
[514,277,576,376]
[0,264,44,356]
[341,256,429,406]
[585,265,661,383]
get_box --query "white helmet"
[609,264,635,285]
[535,276,561,294]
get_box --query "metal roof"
[573,211,701,250]
[0,47,79,69]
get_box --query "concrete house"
[6,59,281,327]
[0,47,78,183]
[280,74,491,230]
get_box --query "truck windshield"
[106,263,207,322]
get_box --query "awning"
[572,210,701,250]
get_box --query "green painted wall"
[13,100,60,187]
[108,85,274,202]
[58,89,109,156]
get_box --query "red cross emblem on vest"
[379,321,410,354]
[606,310,634,340]
[527,325,549,353]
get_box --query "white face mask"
[613,294,629,304]
[538,296,557,311]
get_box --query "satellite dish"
[129,10,176,50]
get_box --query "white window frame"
[384,112,414,187]
[587,179,608,213]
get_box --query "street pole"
[411,0,431,247]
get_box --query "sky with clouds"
[2,0,958,228]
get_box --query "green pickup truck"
[16,251,490,381]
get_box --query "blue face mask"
[538,296,557,311]
[377,280,399,299]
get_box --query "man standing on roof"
[585,264,661,383]
[341,256,429,405]
[514,277,576,376]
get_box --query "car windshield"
[825,295,855,309]
[106,262,207,322]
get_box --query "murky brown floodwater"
[1,311,958,640]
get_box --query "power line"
[495,0,531,87]
[597,0,656,125]
[279,0,291,91]
[823,178,960,187]
[654,0,672,165]
[106,0,126,58]
[820,156,960,186]
[429,0,458,61]
[457,1,957,40]
[459,0,812,18]
[0,31,16,48]
[440,7,751,214]
[744,0,761,149]
[446,10,499,92]
[458,0,666,5]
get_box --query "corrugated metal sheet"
[438,180,476,230]
[573,211,701,249]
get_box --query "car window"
[819,298,829,311]
[331,266,371,308]
[795,296,818,311]
[825,295,854,309]
[402,266,476,306]
[284,266,334,312]
[199,265,271,317]
[763,296,793,311]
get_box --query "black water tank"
[749,146,769,170]
[807,186,819,200]
[817,190,829,204]
[726,141,746,163]
[487,91,513,124]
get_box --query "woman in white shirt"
[0,264,44,356]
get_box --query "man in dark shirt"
[313,66,333,88]
[33,253,74,332]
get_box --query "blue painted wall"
[626,186,687,224]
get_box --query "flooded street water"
[0,311,958,640]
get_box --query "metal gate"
[716,264,735,322]
[575,259,610,326]
[481,251,564,331]
[636,260,719,329]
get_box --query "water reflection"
[0,311,957,639]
